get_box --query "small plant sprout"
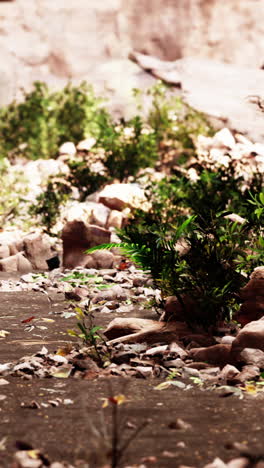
[88,381,149,468]
[67,301,106,366]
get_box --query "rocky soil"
[0,264,264,467]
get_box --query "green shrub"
[134,81,214,166]
[0,158,31,228]
[29,177,72,233]
[89,158,263,329]
[0,81,107,160]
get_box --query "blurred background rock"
[0,0,264,112]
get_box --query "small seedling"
[67,301,107,366]
[88,381,149,468]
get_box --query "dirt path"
[0,290,264,467]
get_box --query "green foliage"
[1,80,214,232]
[0,81,107,160]
[134,81,213,165]
[100,115,159,180]
[68,303,105,365]
[29,177,72,233]
[94,158,263,329]
[0,158,31,228]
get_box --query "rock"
[99,183,147,211]
[92,284,127,304]
[238,348,264,368]
[104,317,191,344]
[204,458,228,468]
[240,278,264,301]
[107,210,124,229]
[218,364,240,383]
[63,201,110,228]
[0,254,18,272]
[135,366,153,378]
[236,301,264,327]
[16,252,33,273]
[161,295,197,322]
[92,250,114,269]
[169,342,188,360]
[221,336,236,345]
[145,345,168,356]
[131,52,264,142]
[76,138,96,152]
[23,233,52,270]
[236,365,260,383]
[183,334,216,347]
[182,367,200,378]
[212,128,236,149]
[65,287,89,301]
[226,457,250,468]
[185,362,215,370]
[250,266,264,280]
[0,251,32,274]
[62,221,111,268]
[236,271,264,325]
[189,344,232,366]
[90,204,110,228]
[84,255,97,269]
[231,319,264,354]
[199,367,220,376]
[110,284,128,300]
[0,244,10,259]
[164,358,185,368]
[132,276,147,287]
[58,141,76,156]
[168,418,192,431]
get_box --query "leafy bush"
[0,81,107,160]
[29,177,72,233]
[134,81,214,166]
[0,158,31,228]
[89,158,263,329]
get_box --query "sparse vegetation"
[88,158,264,329]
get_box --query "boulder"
[91,250,114,269]
[0,252,32,273]
[236,268,264,325]
[16,252,33,273]
[239,348,264,368]
[23,233,52,270]
[89,204,111,228]
[188,344,232,366]
[104,317,192,344]
[231,319,264,354]
[130,51,264,142]
[0,244,10,259]
[107,210,124,229]
[212,128,236,149]
[63,202,110,228]
[99,183,147,211]
[0,254,18,272]
[62,220,111,268]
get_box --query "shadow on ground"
[0,289,263,467]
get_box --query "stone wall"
[0,0,263,108]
